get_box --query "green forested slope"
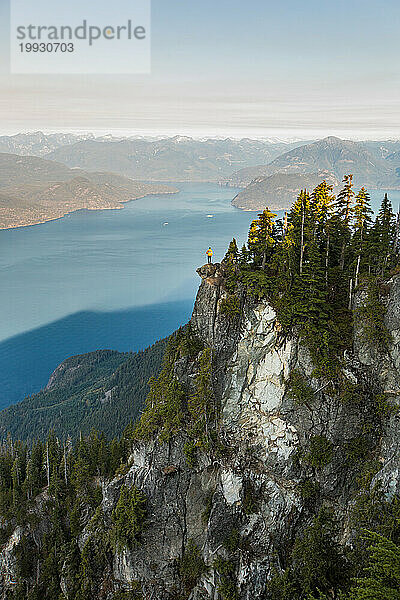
[0,176,400,599]
[0,340,167,441]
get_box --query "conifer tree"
[289,190,310,275]
[270,222,297,306]
[367,193,396,276]
[112,485,147,550]
[310,181,334,236]
[335,175,355,271]
[223,238,239,265]
[309,181,335,286]
[223,238,240,292]
[296,236,331,351]
[352,188,373,286]
[247,208,277,269]
[336,174,355,222]
[239,243,250,266]
[349,531,400,599]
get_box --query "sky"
[0,0,400,139]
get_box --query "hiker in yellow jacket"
[206,247,213,264]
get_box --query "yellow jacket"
[206,249,213,256]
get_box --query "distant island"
[232,171,339,211]
[0,153,178,230]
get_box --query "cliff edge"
[2,267,400,600]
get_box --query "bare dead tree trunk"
[63,442,68,485]
[300,202,305,275]
[46,442,50,487]
[355,254,361,288]
[348,278,353,310]
[325,233,330,287]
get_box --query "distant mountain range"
[224,136,400,188]
[0,131,94,157]
[45,136,306,182]
[3,132,400,218]
[0,132,304,182]
[225,136,400,210]
[0,153,176,229]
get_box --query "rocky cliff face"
[353,278,400,499]
[2,267,400,599]
[96,268,400,599]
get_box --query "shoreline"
[0,188,179,231]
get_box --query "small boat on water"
[163,222,169,226]
[206,214,214,218]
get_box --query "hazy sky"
[1,0,400,138]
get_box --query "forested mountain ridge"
[1,176,400,600]
[0,339,167,442]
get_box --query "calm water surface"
[0,183,252,406]
[0,184,397,408]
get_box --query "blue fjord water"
[0,183,252,408]
[0,183,398,410]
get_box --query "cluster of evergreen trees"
[133,326,219,466]
[2,431,400,599]
[0,429,143,599]
[0,325,211,600]
[1,176,400,599]
[222,176,400,599]
[224,176,399,374]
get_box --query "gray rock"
[3,269,400,600]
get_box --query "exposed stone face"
[0,527,22,596]
[221,302,296,461]
[2,269,400,600]
[96,272,400,599]
[352,277,400,500]
[192,262,243,359]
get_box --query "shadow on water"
[0,299,194,410]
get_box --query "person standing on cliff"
[206,247,213,264]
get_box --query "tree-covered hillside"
[0,339,167,442]
[1,175,400,600]
[223,175,399,377]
